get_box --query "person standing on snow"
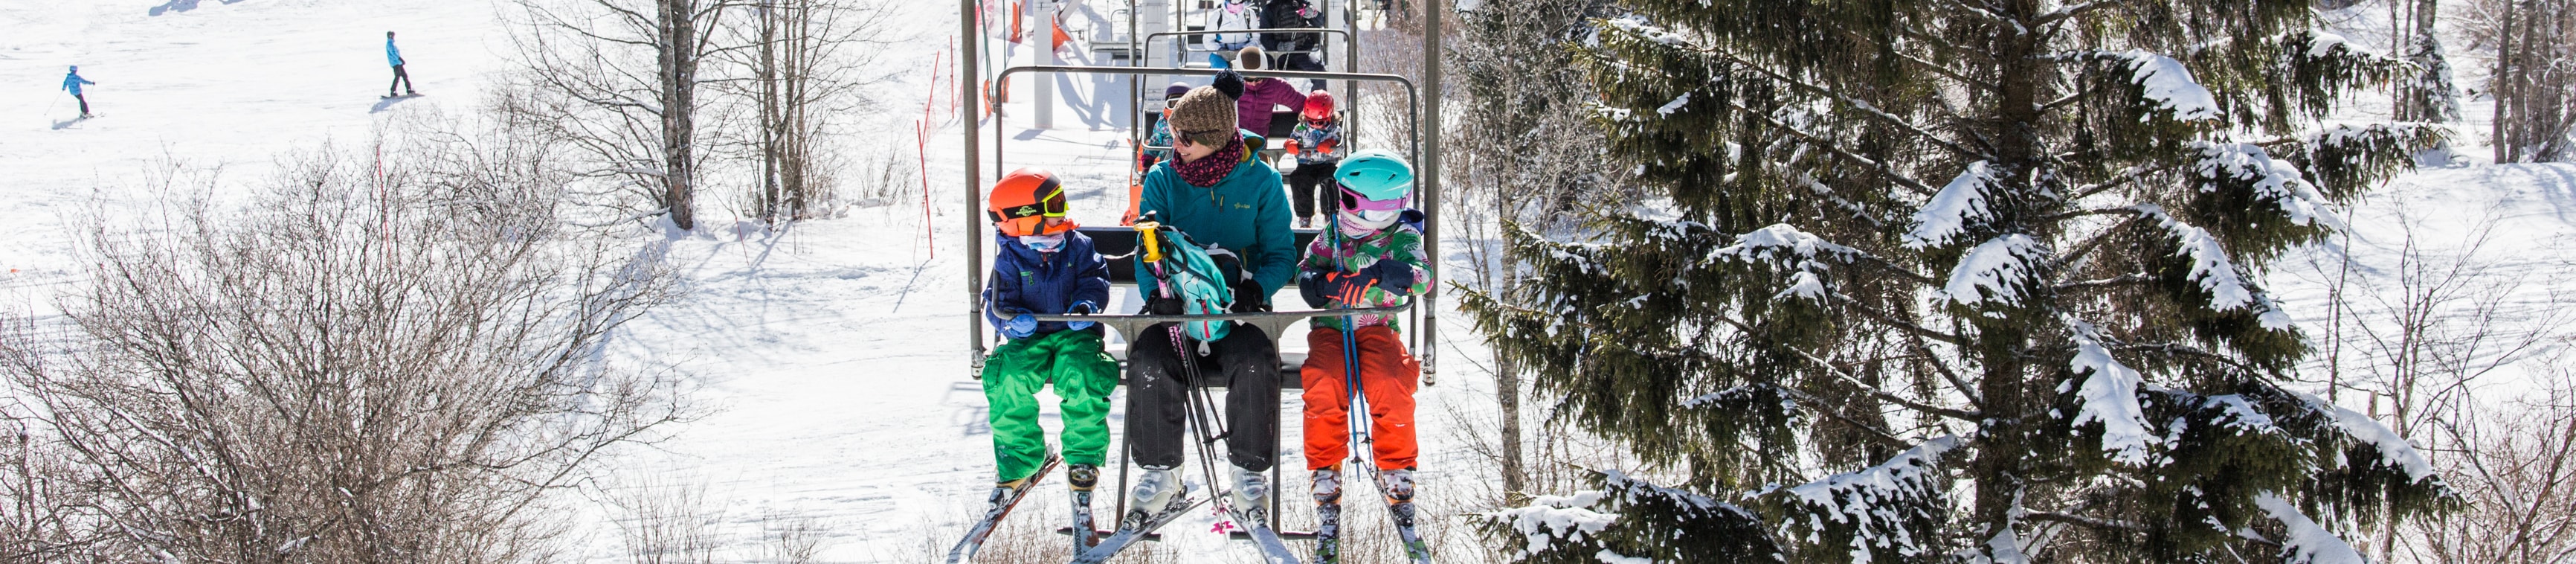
[385,31,416,97]
[1120,68,1298,533]
[62,66,97,118]
[977,167,1120,542]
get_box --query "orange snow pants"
[1301,325,1420,471]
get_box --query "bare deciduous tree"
[507,0,747,229]
[2467,0,2576,161]
[715,0,896,223]
[0,132,689,563]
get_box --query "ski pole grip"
[1136,222,1163,263]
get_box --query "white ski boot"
[1228,464,1274,529]
[1122,466,1185,531]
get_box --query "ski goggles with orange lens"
[988,187,1069,237]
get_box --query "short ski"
[1311,500,1343,563]
[1237,523,1302,563]
[381,93,422,99]
[945,455,1060,564]
[1069,486,1199,564]
[1384,499,1432,563]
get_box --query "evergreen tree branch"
[2024,510,2145,531]
[1910,336,1989,411]
[1711,96,1940,196]
[2034,1,2122,28]
[2056,273,2154,292]
[1781,344,1982,422]
[2115,342,2264,374]
[1773,385,1915,449]
[1835,294,1966,346]
[1705,51,1985,159]
[2066,164,2180,202]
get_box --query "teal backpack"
[1137,226,1234,342]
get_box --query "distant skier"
[385,31,416,97]
[62,66,97,118]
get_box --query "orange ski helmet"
[1301,90,1336,122]
[986,167,1075,237]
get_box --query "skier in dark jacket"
[385,31,416,97]
[1259,0,1327,90]
[978,167,1118,536]
[62,66,97,118]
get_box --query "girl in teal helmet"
[1292,148,1433,561]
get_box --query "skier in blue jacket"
[62,66,97,118]
[385,31,416,97]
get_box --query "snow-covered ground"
[4,1,2569,563]
[1,1,1500,561]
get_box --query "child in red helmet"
[1281,90,1344,228]
[978,167,1118,541]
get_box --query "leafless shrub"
[0,131,688,563]
[2409,350,2576,563]
[605,478,724,564]
[751,508,830,564]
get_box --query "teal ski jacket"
[1139,129,1295,298]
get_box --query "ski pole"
[1330,212,1368,470]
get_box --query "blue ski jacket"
[1139,129,1295,297]
[62,71,93,96]
[386,40,404,67]
[983,229,1112,336]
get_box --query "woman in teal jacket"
[1112,69,1298,533]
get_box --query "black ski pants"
[74,94,88,115]
[1288,161,1339,220]
[389,65,414,94]
[1124,322,1281,472]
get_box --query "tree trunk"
[660,0,698,230]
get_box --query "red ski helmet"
[986,167,1075,237]
[1301,90,1336,122]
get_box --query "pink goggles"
[1337,185,1407,212]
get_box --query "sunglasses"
[1338,185,1405,212]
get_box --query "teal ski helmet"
[1335,150,1414,202]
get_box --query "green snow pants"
[980,328,1121,482]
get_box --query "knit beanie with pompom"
[1168,70,1244,144]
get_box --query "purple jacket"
[1236,78,1306,138]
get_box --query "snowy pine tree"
[1465,0,2458,561]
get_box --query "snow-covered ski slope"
[4,1,2572,563]
[0,1,1495,561]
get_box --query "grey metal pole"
[964,0,988,368]
[1418,0,1440,376]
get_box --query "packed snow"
[2111,50,2224,122]
[2067,327,2158,466]
[1940,234,2049,307]
[2253,493,2370,564]
[2189,141,2340,228]
[1904,161,1997,249]
[2133,205,2298,329]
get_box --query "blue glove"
[1209,54,1231,69]
[1066,301,1099,331]
[1003,313,1037,339]
[1368,261,1416,293]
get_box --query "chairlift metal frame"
[953,0,1447,550]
